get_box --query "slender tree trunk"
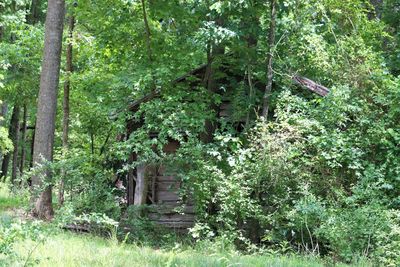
[141,0,156,90]
[200,45,217,143]
[29,123,35,169]
[19,104,28,177]
[27,124,35,187]
[1,105,19,182]
[0,103,8,165]
[127,154,135,206]
[262,0,277,119]
[11,105,20,185]
[18,0,40,184]
[31,0,65,220]
[28,0,42,24]
[200,15,225,143]
[59,13,75,206]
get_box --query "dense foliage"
[0,0,399,265]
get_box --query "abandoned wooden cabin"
[121,62,330,232]
[121,61,242,232]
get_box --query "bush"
[0,219,47,265]
[170,86,400,265]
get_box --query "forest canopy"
[0,0,399,266]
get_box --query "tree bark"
[11,105,20,185]
[261,0,277,119]
[200,45,218,143]
[19,104,28,177]
[59,13,75,206]
[0,102,8,165]
[127,154,136,206]
[31,0,65,220]
[141,0,156,90]
[199,12,225,143]
[28,0,42,24]
[29,123,35,169]
[1,105,19,182]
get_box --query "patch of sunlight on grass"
[0,184,25,212]
[11,231,369,267]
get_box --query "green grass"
[12,232,339,267]
[0,185,27,226]
[0,186,371,267]
[0,185,26,212]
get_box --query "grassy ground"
[0,185,370,267]
[0,185,25,212]
[13,233,333,267]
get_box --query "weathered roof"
[127,67,330,114]
[128,64,208,111]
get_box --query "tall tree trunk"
[127,154,136,206]
[0,102,8,166]
[59,13,75,206]
[29,123,35,169]
[200,45,218,143]
[27,123,35,187]
[141,0,156,90]
[28,0,42,24]
[200,15,225,143]
[18,0,41,183]
[261,0,277,119]
[19,104,28,177]
[1,105,19,182]
[1,2,18,182]
[31,0,65,220]
[11,105,20,185]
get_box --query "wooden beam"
[293,76,330,97]
[134,163,147,205]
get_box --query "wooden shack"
[122,62,330,232]
[123,64,211,232]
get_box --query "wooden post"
[134,163,147,205]
[127,154,135,205]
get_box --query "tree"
[19,104,28,177]
[31,0,65,219]
[10,104,20,184]
[1,105,19,182]
[59,10,75,206]
[261,0,277,119]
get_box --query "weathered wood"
[155,221,194,228]
[127,154,135,205]
[156,181,180,191]
[149,204,195,214]
[148,213,196,222]
[134,163,147,205]
[219,102,231,118]
[162,140,180,153]
[62,224,90,232]
[293,76,330,97]
[156,191,180,202]
[156,175,178,182]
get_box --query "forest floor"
[0,187,370,267]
